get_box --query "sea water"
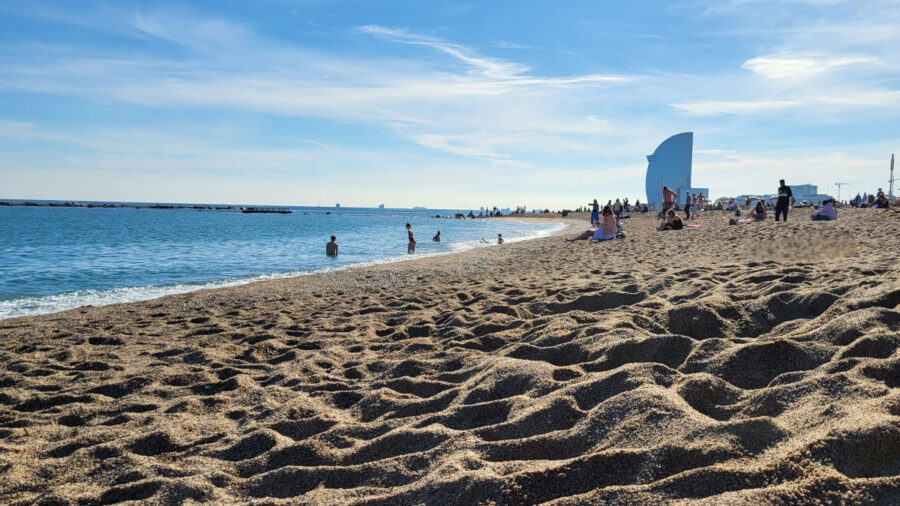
[0,203,562,319]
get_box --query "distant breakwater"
[0,201,242,211]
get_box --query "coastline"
[1,210,898,504]
[0,220,567,321]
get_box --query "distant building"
[645,133,706,209]
[792,184,817,197]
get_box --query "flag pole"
[890,154,895,200]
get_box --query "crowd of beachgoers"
[568,181,895,242]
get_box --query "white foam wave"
[0,222,565,321]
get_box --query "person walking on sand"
[662,185,676,213]
[590,199,600,225]
[684,191,692,220]
[775,179,793,222]
[433,231,441,242]
[326,235,339,256]
[406,223,416,253]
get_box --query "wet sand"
[1,208,898,504]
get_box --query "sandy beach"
[1,208,898,505]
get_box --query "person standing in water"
[775,179,793,222]
[406,223,416,253]
[497,234,504,244]
[433,231,441,242]
[326,235,338,256]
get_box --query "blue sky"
[1,0,897,208]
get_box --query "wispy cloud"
[672,100,801,115]
[358,25,530,79]
[0,17,636,164]
[742,52,881,80]
[492,41,532,50]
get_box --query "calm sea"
[0,203,561,320]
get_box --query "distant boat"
[412,206,427,210]
[378,204,385,209]
[335,203,340,208]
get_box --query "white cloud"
[672,100,801,115]
[358,25,530,79]
[742,53,881,80]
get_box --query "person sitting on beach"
[874,192,891,209]
[433,231,441,242]
[657,210,683,230]
[497,233,504,244]
[592,206,619,241]
[812,200,837,221]
[406,223,416,253]
[326,235,339,256]
[747,201,767,221]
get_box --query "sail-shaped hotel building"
[645,132,707,209]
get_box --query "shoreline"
[0,220,569,322]
[1,210,898,504]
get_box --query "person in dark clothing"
[406,223,416,253]
[684,192,692,220]
[657,210,683,230]
[775,179,793,222]
[326,236,339,256]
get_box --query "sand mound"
[1,209,898,504]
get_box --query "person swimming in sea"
[433,231,441,242]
